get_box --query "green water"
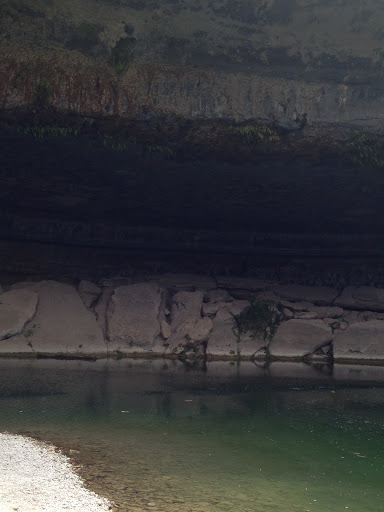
[0,359,383,512]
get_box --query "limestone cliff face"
[1,0,384,129]
[2,0,384,277]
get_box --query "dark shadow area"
[2,117,384,284]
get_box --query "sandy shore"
[0,433,111,512]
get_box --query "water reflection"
[0,359,383,511]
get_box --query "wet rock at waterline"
[165,317,213,357]
[269,319,333,359]
[206,308,266,359]
[0,281,105,354]
[206,309,239,357]
[107,283,163,349]
[163,291,212,356]
[333,321,384,361]
[0,289,38,340]
[1,276,384,363]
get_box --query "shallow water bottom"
[0,359,383,512]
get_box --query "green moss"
[14,119,176,160]
[109,36,136,74]
[17,124,79,140]
[114,348,124,360]
[101,135,175,159]
[233,299,282,342]
[102,134,132,151]
[347,133,384,168]
[146,144,176,159]
[232,125,280,144]
[34,77,51,107]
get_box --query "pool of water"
[0,359,383,512]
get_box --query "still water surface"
[0,359,383,512]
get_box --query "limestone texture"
[0,281,105,354]
[165,291,210,355]
[170,291,205,332]
[335,286,384,312]
[270,319,333,358]
[107,283,163,349]
[206,308,266,359]
[1,275,384,363]
[0,289,38,341]
[206,309,240,358]
[333,321,384,361]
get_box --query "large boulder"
[165,291,211,356]
[206,309,240,358]
[170,290,204,331]
[335,286,384,311]
[272,285,338,305]
[0,281,104,353]
[333,321,384,361]
[269,319,333,358]
[206,308,266,359]
[0,289,38,340]
[166,317,213,356]
[107,283,163,349]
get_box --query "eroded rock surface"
[165,291,211,356]
[334,321,384,361]
[0,281,104,353]
[335,286,384,311]
[206,309,239,358]
[0,289,38,341]
[78,280,101,309]
[1,275,384,363]
[107,283,163,349]
[270,319,333,359]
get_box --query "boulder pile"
[1,275,384,364]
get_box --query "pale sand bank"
[0,433,111,512]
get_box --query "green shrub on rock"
[233,299,282,342]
